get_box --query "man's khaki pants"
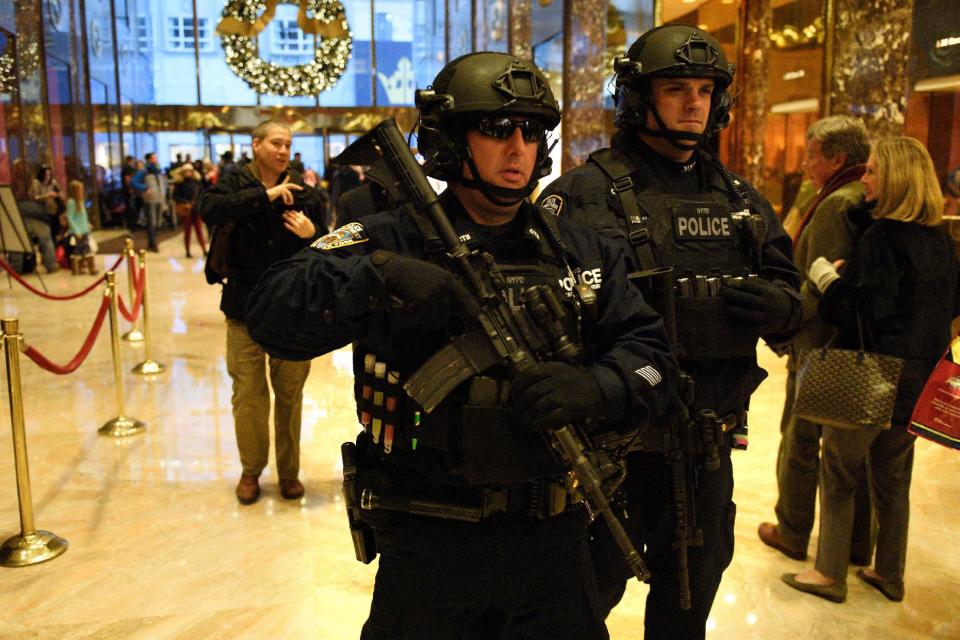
[226,319,311,480]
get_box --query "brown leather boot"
[279,478,305,500]
[70,255,82,275]
[236,474,261,505]
[85,255,98,275]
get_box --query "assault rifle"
[336,117,651,582]
[632,267,722,610]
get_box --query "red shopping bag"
[909,337,960,450]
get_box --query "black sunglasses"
[473,117,546,143]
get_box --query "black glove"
[372,250,479,328]
[509,362,604,432]
[719,278,795,334]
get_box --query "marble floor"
[0,233,958,640]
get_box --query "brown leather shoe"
[758,522,807,561]
[280,478,305,500]
[236,474,261,505]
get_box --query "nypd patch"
[311,222,369,250]
[540,194,564,216]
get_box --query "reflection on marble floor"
[1,238,958,640]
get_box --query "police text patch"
[672,205,733,241]
[311,222,369,250]
[540,194,564,216]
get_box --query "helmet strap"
[457,147,535,207]
[639,101,704,151]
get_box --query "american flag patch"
[635,366,662,387]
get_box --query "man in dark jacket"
[538,25,801,639]
[197,119,325,505]
[245,52,678,639]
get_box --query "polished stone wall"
[509,0,532,59]
[737,0,772,190]
[13,0,45,165]
[828,0,913,138]
[561,0,607,171]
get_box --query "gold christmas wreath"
[216,0,352,96]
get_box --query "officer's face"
[253,126,293,176]
[462,117,539,190]
[803,138,846,190]
[861,154,879,203]
[647,77,714,135]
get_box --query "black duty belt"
[359,479,576,523]
[594,411,741,456]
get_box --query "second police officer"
[538,26,802,639]
[245,52,678,639]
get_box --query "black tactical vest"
[354,214,587,487]
[588,148,759,360]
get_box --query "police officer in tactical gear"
[538,26,802,639]
[245,52,679,640]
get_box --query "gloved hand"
[372,250,479,328]
[720,278,795,334]
[509,362,604,432]
[807,256,841,294]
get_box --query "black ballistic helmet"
[613,25,735,149]
[415,51,561,205]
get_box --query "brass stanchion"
[100,272,147,437]
[131,249,166,375]
[121,238,144,343]
[0,318,69,566]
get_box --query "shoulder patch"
[311,222,369,250]
[540,194,564,216]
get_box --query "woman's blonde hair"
[68,179,85,205]
[872,137,944,226]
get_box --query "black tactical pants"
[590,449,735,640]
[361,508,608,640]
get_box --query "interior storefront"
[0,0,958,227]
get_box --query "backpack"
[204,221,235,285]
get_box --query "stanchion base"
[122,330,145,343]
[0,530,68,567]
[132,360,166,375]
[99,415,146,437]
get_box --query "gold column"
[825,0,913,137]
[561,0,608,172]
[734,0,772,190]
[0,318,69,567]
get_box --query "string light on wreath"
[217,0,352,96]
[0,54,15,93]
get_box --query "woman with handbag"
[783,137,960,603]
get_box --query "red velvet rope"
[126,251,142,291]
[20,294,112,375]
[118,268,145,323]
[0,255,125,300]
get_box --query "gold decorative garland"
[217,0,352,96]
